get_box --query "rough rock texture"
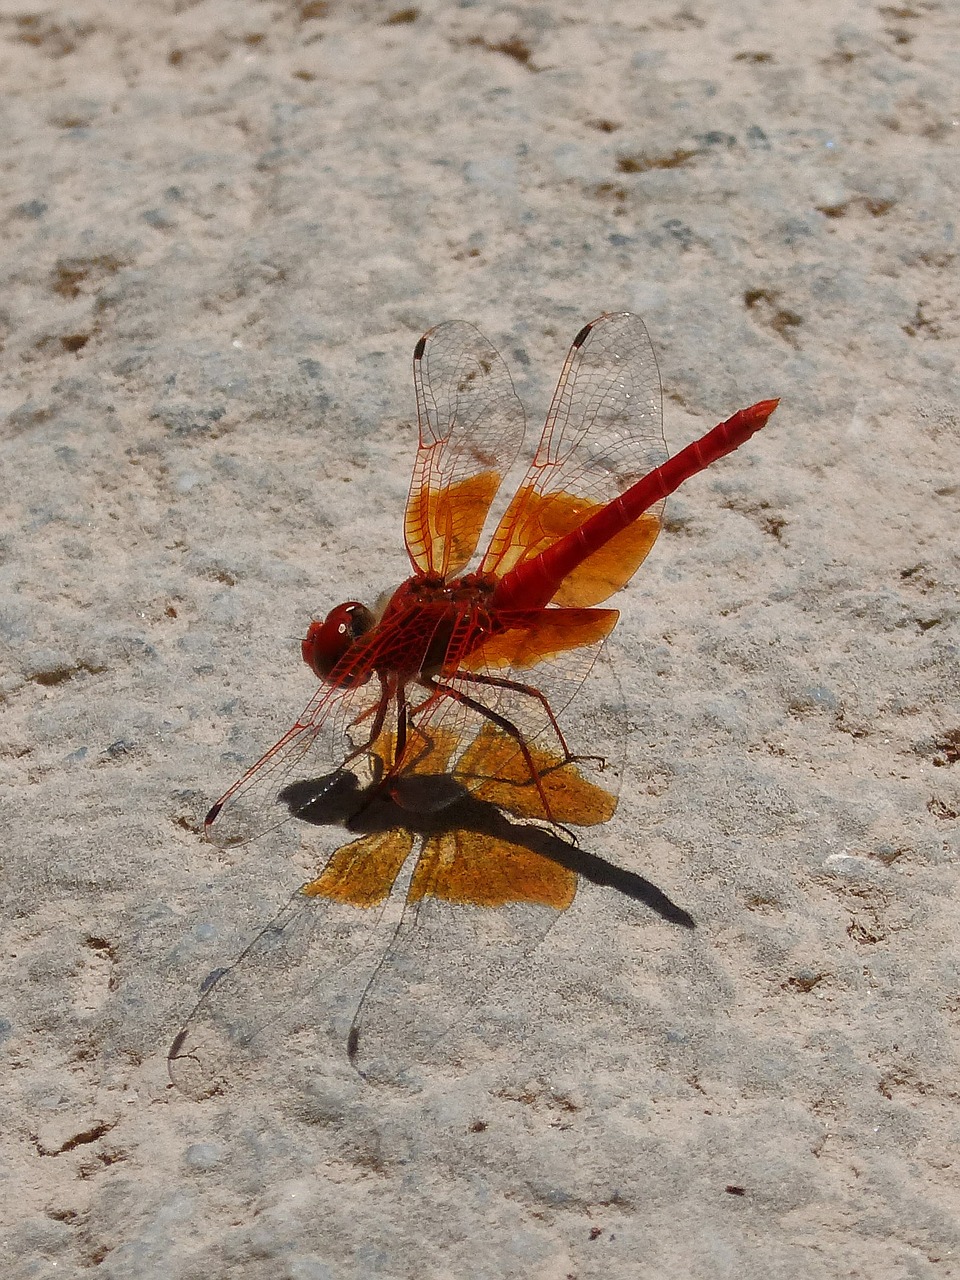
[2,1,958,1277]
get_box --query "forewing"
[204,678,383,848]
[480,312,666,606]
[406,321,525,577]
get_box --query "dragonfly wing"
[338,704,620,1081]
[168,830,415,1098]
[480,312,666,605]
[174,734,623,1093]
[406,321,525,577]
[205,675,390,847]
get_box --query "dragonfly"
[169,312,777,1093]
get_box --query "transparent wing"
[406,321,525,578]
[204,676,387,847]
[480,312,666,606]
[391,316,659,824]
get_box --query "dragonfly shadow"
[169,768,695,1098]
[278,769,695,930]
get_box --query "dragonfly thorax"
[375,574,499,679]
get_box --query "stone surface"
[2,2,958,1277]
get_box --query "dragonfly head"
[302,601,374,683]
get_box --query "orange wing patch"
[551,511,660,607]
[460,724,618,825]
[483,487,661,606]
[482,485,586,575]
[303,829,414,907]
[461,607,619,671]
[409,829,577,909]
[405,471,501,577]
[299,721,615,912]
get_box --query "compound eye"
[301,602,373,680]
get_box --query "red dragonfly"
[170,313,777,1092]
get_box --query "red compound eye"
[301,602,374,681]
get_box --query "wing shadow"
[279,768,695,930]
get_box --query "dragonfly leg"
[331,679,418,820]
[451,670,607,772]
[339,673,394,772]
[377,687,452,785]
[420,675,561,823]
